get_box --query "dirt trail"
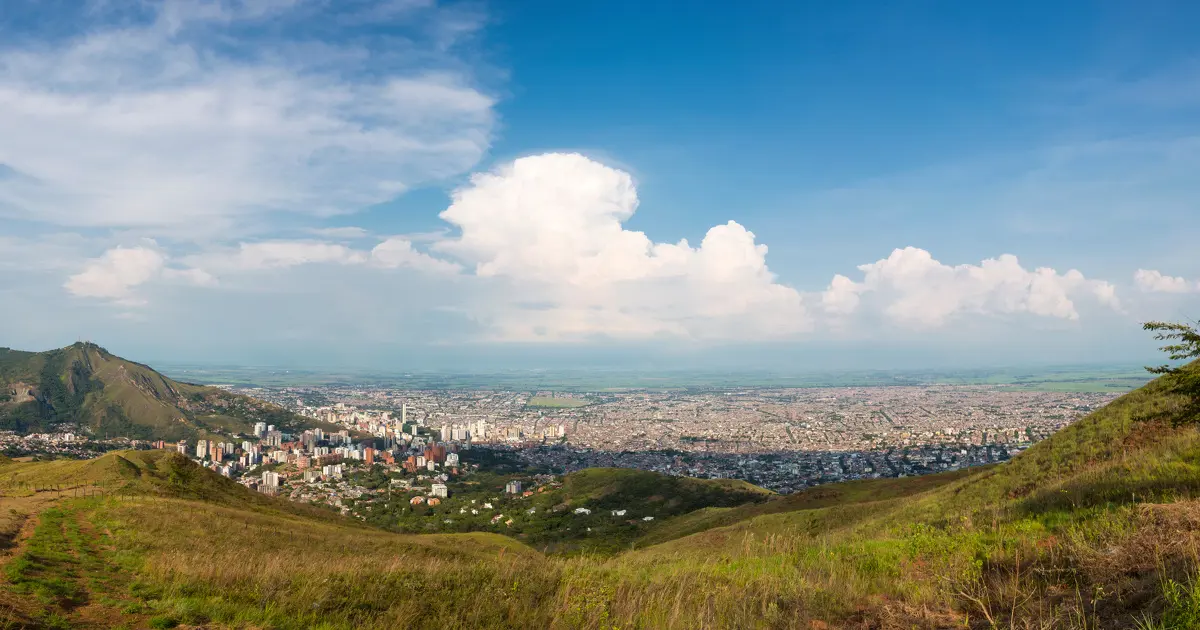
[69,507,141,630]
[0,492,144,629]
[0,492,68,627]
[0,492,63,556]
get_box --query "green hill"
[354,466,776,555]
[0,342,336,441]
[0,363,1198,628]
[0,451,550,629]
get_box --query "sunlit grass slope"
[0,451,554,629]
[634,466,979,549]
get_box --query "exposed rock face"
[5,383,35,404]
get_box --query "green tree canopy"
[1144,320,1200,374]
[1144,320,1200,408]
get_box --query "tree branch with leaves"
[1144,321,1200,374]
[1144,321,1200,412]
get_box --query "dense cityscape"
[2,384,1120,498]
[193,384,1118,496]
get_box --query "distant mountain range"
[0,342,333,441]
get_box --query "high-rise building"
[253,422,267,438]
[440,425,451,442]
[195,440,208,459]
[505,480,522,495]
[423,444,446,464]
[364,447,375,465]
[430,483,448,498]
[176,440,187,455]
[401,404,407,425]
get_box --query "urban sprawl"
[2,386,1119,505]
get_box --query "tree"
[1144,320,1200,374]
[1144,320,1200,406]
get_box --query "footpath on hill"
[0,489,150,629]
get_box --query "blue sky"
[1,0,1199,370]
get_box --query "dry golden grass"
[95,497,558,629]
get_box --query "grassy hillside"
[1,364,1199,628]
[0,342,338,441]
[0,451,551,629]
[633,467,979,548]
[338,463,775,556]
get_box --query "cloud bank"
[0,0,494,233]
[1134,269,1198,293]
[821,247,1121,327]
[64,245,214,306]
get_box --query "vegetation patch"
[527,395,591,408]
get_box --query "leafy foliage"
[1145,320,1200,420]
[1145,320,1200,370]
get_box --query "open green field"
[526,395,591,408]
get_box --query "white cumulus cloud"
[188,238,459,276]
[64,245,212,305]
[1134,269,1197,293]
[371,237,461,274]
[307,227,371,240]
[821,247,1120,327]
[433,153,810,341]
[228,242,368,270]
